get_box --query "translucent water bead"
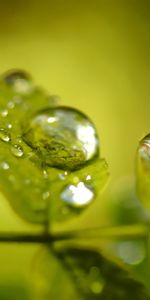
[23,106,99,170]
[3,70,33,94]
[60,181,94,208]
[136,134,150,210]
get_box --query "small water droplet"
[58,171,68,180]
[0,161,10,170]
[1,109,8,117]
[11,144,24,157]
[23,106,99,170]
[60,181,94,207]
[13,96,23,105]
[7,123,13,129]
[24,178,31,185]
[89,266,105,294]
[86,174,92,181]
[117,240,146,265]
[3,70,33,94]
[7,101,15,109]
[42,169,48,178]
[90,281,104,294]
[42,191,50,200]
[0,128,11,142]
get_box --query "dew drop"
[42,191,50,200]
[23,106,99,170]
[43,169,48,178]
[60,181,94,207]
[89,266,105,294]
[0,161,10,170]
[7,123,13,129]
[0,128,11,142]
[1,109,8,117]
[24,178,31,185]
[117,240,146,265]
[10,144,24,157]
[138,134,150,169]
[3,70,33,94]
[136,134,150,210]
[86,174,92,181]
[7,100,15,109]
[58,171,68,180]
[90,281,104,294]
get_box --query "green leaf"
[0,71,54,224]
[31,246,82,300]
[32,245,150,300]
[48,158,109,224]
[0,70,109,226]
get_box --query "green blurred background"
[0,0,150,179]
[0,1,150,299]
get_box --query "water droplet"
[0,128,11,142]
[90,281,104,294]
[42,191,50,200]
[89,266,105,294]
[24,178,31,185]
[60,181,94,207]
[7,101,15,109]
[10,144,24,157]
[58,171,68,180]
[23,106,99,170]
[85,174,92,181]
[117,240,146,265]
[7,123,12,129]
[136,134,150,210]
[138,134,150,169]
[3,70,33,94]
[0,161,10,170]
[1,109,8,117]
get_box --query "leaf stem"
[0,224,149,243]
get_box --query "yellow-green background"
[0,0,150,179]
[0,1,150,299]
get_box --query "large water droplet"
[0,128,11,142]
[3,70,33,94]
[23,106,99,170]
[60,181,94,207]
[138,134,150,168]
[10,144,24,157]
[136,134,150,210]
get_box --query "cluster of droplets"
[0,127,24,158]
[0,70,101,221]
[0,71,34,161]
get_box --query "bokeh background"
[0,1,150,299]
[0,0,150,180]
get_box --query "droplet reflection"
[60,181,94,207]
[0,129,11,142]
[23,106,99,170]
[3,70,33,94]
[136,134,150,210]
[118,240,146,265]
[10,144,24,157]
